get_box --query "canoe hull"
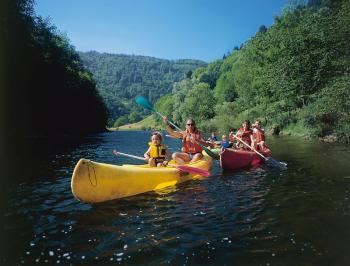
[71,155,212,203]
[220,148,271,170]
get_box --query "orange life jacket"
[253,128,265,143]
[182,129,203,154]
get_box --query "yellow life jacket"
[148,142,167,159]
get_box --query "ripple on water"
[3,132,350,265]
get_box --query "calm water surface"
[1,131,350,265]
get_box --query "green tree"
[128,111,141,123]
[114,116,129,127]
[179,83,215,127]
[155,94,174,119]
[79,51,207,120]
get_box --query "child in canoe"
[207,131,218,142]
[220,135,231,149]
[144,131,170,167]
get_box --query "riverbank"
[110,116,349,143]
[108,115,162,131]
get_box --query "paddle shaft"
[233,134,268,160]
[113,150,145,161]
[114,150,186,167]
[136,96,283,168]
[161,114,214,154]
[113,150,209,176]
[115,150,173,165]
[136,96,215,159]
[154,111,182,132]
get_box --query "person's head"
[242,120,251,130]
[185,118,196,132]
[150,131,163,145]
[254,119,261,128]
[211,131,216,136]
[222,134,227,141]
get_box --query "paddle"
[135,95,219,160]
[135,96,181,131]
[112,150,210,177]
[232,135,287,169]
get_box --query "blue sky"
[35,0,290,62]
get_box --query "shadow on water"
[1,132,350,265]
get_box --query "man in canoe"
[163,117,208,164]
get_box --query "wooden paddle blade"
[172,164,210,177]
[135,96,154,111]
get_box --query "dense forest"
[155,0,350,142]
[79,51,206,126]
[1,0,108,136]
[0,0,108,183]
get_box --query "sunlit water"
[1,131,350,265]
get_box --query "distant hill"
[79,51,207,124]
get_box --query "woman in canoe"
[163,117,207,164]
[144,131,170,167]
[234,120,254,150]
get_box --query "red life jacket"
[182,129,203,154]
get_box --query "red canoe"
[220,148,272,170]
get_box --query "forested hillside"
[156,0,350,142]
[79,51,206,126]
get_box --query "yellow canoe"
[71,155,212,203]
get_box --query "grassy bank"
[108,115,162,131]
[108,116,345,143]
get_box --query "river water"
[1,131,350,265]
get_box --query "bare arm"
[194,132,212,147]
[250,134,255,150]
[163,117,183,139]
[144,147,151,160]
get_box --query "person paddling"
[234,120,254,150]
[163,117,207,164]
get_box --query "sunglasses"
[186,123,194,126]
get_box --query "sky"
[34,0,290,62]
